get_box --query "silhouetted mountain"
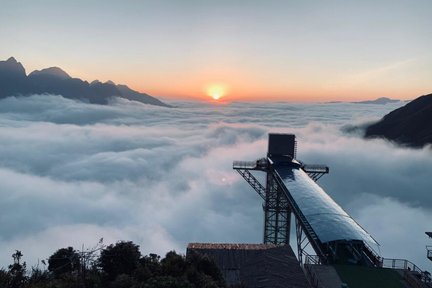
[0,57,32,96]
[29,67,71,80]
[0,57,26,77]
[365,94,432,148]
[116,84,168,107]
[0,57,171,107]
[353,97,400,104]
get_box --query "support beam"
[302,164,329,182]
[264,172,291,245]
[235,169,266,200]
[296,218,321,265]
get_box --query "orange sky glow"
[65,61,428,103]
[2,1,431,103]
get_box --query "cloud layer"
[1,95,430,270]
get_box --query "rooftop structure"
[187,243,309,288]
[188,243,278,250]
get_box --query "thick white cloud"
[357,196,432,264]
[1,95,430,271]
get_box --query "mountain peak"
[7,57,18,63]
[29,67,71,80]
[353,97,400,105]
[0,56,171,107]
[0,56,26,77]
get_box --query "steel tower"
[234,134,380,266]
[233,134,328,255]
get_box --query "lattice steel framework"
[263,171,291,245]
[233,134,330,262]
[296,218,320,265]
[234,159,328,248]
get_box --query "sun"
[212,92,221,100]
[206,85,226,101]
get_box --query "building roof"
[187,243,309,288]
[187,243,278,250]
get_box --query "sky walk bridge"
[190,133,432,288]
[233,133,381,267]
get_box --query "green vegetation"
[0,240,226,288]
[334,264,405,288]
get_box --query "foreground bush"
[0,241,227,288]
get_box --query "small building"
[187,243,309,288]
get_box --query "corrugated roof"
[187,243,310,288]
[187,243,278,250]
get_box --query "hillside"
[365,94,432,148]
[0,57,171,107]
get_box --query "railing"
[302,164,329,173]
[233,160,257,169]
[304,252,321,265]
[303,252,325,288]
[271,168,327,264]
[233,158,268,170]
[362,241,382,267]
[382,258,431,283]
[382,258,422,273]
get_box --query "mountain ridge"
[0,57,27,77]
[0,57,171,107]
[29,67,71,80]
[352,97,400,105]
[365,93,432,148]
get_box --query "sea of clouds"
[0,94,431,270]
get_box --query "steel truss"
[302,164,329,182]
[235,169,265,200]
[233,158,329,260]
[234,167,291,245]
[296,218,321,265]
[264,172,291,245]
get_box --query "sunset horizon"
[1,1,432,287]
[2,1,431,103]
[1,55,425,103]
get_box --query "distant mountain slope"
[353,97,400,104]
[365,94,432,148]
[29,67,71,80]
[0,57,171,107]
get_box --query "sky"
[1,95,432,271]
[1,0,431,101]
